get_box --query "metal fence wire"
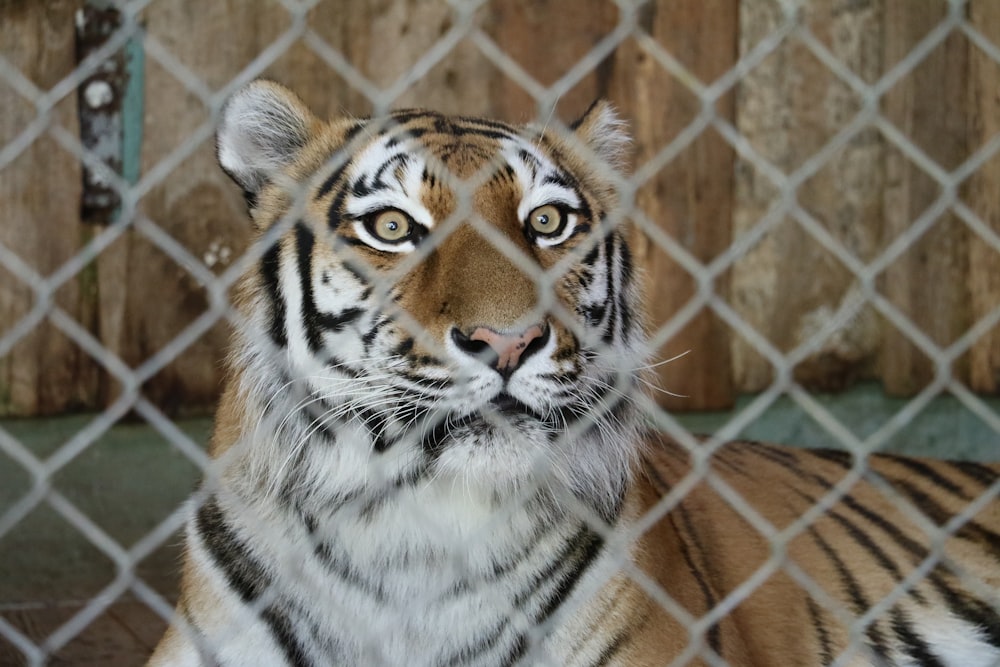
[1,0,999,665]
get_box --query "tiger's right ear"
[217,80,317,197]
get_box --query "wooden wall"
[1,0,998,417]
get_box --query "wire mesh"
[0,0,998,665]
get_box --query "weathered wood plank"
[485,0,620,122]
[614,0,738,410]
[98,0,292,412]
[880,1,969,395]
[4,0,995,415]
[732,0,884,395]
[967,0,1000,393]
[0,0,97,416]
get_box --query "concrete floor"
[0,383,997,665]
[0,416,211,666]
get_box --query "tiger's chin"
[423,396,633,519]
[428,413,556,494]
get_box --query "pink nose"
[450,323,549,376]
[465,324,546,372]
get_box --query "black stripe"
[571,100,601,130]
[395,370,450,393]
[315,122,366,201]
[372,153,409,189]
[806,597,835,666]
[361,316,392,351]
[890,607,946,667]
[312,542,390,604]
[259,607,313,667]
[294,223,322,353]
[887,477,1000,559]
[935,587,1000,648]
[455,115,519,137]
[806,447,853,468]
[884,455,971,500]
[260,240,287,347]
[616,235,634,337]
[390,109,435,123]
[808,527,893,663]
[355,405,391,452]
[439,617,516,667]
[316,307,364,333]
[790,489,927,606]
[673,504,722,654]
[512,524,595,606]
[531,525,604,624]
[585,618,641,667]
[323,355,361,378]
[195,499,266,600]
[542,172,572,188]
[601,234,617,344]
[294,224,365,349]
[449,124,511,141]
[945,460,999,487]
[745,445,1000,652]
[393,336,414,357]
[316,161,350,203]
[742,440,805,468]
[797,489,1000,649]
[195,499,312,666]
[242,188,258,209]
[496,634,528,665]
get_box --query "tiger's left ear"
[217,80,318,197]
[571,99,630,168]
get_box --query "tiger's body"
[149,81,1000,667]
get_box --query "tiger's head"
[217,81,647,518]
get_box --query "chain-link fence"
[1,0,999,664]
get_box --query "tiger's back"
[623,439,1000,666]
[148,81,1000,667]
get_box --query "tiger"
[148,79,1000,667]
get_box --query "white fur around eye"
[518,183,581,221]
[503,141,583,248]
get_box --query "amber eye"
[367,209,413,243]
[527,204,565,237]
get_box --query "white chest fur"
[187,469,620,666]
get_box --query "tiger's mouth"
[414,391,554,455]
[487,392,538,418]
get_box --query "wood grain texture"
[102,0,292,412]
[614,0,738,410]
[880,0,970,395]
[485,0,620,122]
[967,0,1000,393]
[732,0,883,394]
[0,0,97,416]
[3,1,999,415]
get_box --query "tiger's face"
[218,82,645,512]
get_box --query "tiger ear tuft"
[571,99,630,169]
[217,80,316,195]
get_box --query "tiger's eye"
[527,204,564,236]
[370,210,412,242]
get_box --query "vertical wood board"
[880,0,969,395]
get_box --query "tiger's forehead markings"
[343,131,436,227]
[321,113,582,231]
[501,139,583,221]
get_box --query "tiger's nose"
[451,324,548,376]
